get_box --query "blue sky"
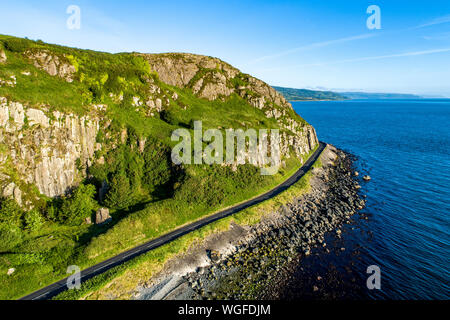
[1,0,450,96]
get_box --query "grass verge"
[53,152,322,300]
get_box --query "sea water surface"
[291,99,450,300]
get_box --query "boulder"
[95,208,112,225]
[207,250,221,263]
[363,175,371,181]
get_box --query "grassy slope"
[55,151,321,300]
[0,35,312,299]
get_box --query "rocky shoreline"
[135,144,367,300]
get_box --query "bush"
[25,209,45,231]
[160,109,180,125]
[142,139,173,192]
[0,198,23,229]
[45,198,61,222]
[58,184,97,225]
[174,168,226,207]
[104,173,134,209]
[90,138,176,205]
[0,225,23,252]
[3,38,31,52]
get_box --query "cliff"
[0,36,318,207]
[0,97,100,204]
[0,34,320,300]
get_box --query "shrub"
[59,184,97,225]
[24,209,45,231]
[142,139,173,192]
[104,173,133,209]
[3,38,31,52]
[45,198,61,222]
[160,109,180,125]
[0,198,24,252]
[0,225,23,252]
[0,198,23,229]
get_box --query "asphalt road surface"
[20,141,326,300]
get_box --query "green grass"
[53,152,322,300]
[0,155,303,300]
[0,34,316,300]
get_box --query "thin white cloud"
[414,14,450,29]
[423,31,450,41]
[259,48,450,72]
[251,14,450,65]
[296,48,450,67]
[249,33,377,64]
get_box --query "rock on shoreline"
[134,144,366,300]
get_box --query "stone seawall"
[131,144,365,300]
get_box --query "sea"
[286,99,450,300]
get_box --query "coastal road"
[20,141,326,300]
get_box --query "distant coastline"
[274,85,426,101]
[288,99,346,102]
[339,91,423,100]
[273,86,346,101]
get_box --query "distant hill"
[339,92,423,100]
[274,87,425,101]
[273,86,346,101]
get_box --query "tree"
[25,209,45,231]
[0,198,24,251]
[143,141,172,192]
[104,173,133,209]
[0,198,23,229]
[59,184,97,225]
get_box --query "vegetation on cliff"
[0,34,318,299]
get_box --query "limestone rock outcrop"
[141,53,287,107]
[0,97,100,204]
[0,48,318,208]
[141,53,318,159]
[25,49,76,82]
[0,49,6,64]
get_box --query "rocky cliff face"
[0,45,318,206]
[141,53,318,159]
[26,49,76,83]
[142,53,288,107]
[0,97,100,206]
